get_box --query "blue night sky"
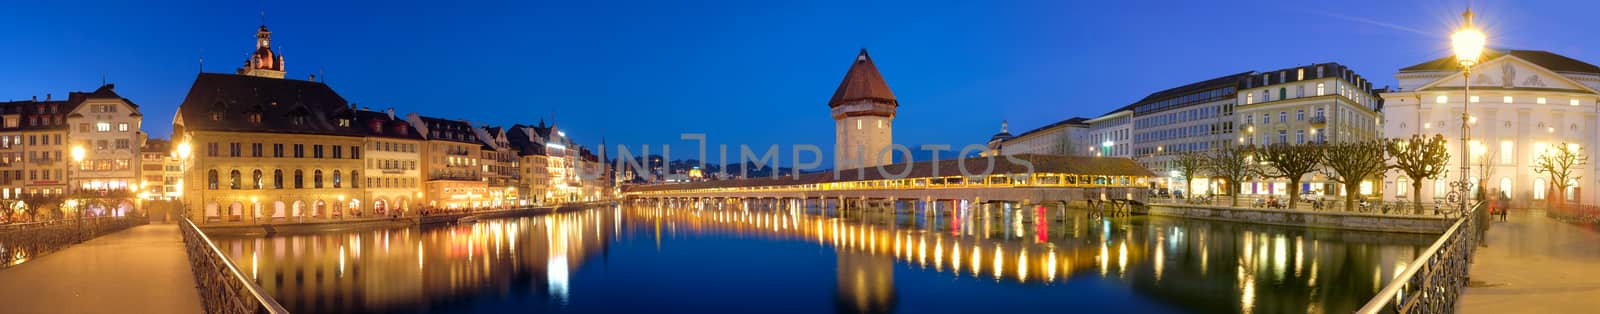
[1,0,1596,163]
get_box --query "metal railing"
[179,217,289,314]
[1356,201,1484,314]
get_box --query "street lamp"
[1453,8,1485,215]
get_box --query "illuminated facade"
[1382,50,1600,207]
[475,126,520,208]
[357,109,424,215]
[0,96,71,201]
[174,24,392,223]
[407,114,487,210]
[1236,63,1383,197]
[139,139,180,200]
[67,84,146,195]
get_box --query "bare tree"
[1386,134,1450,214]
[1172,151,1208,199]
[1206,144,1257,207]
[1535,142,1588,205]
[1256,143,1323,209]
[1322,140,1390,212]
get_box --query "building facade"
[408,114,487,210]
[357,109,423,215]
[1236,63,1383,197]
[1381,50,1600,207]
[68,84,146,201]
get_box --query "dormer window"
[292,116,305,126]
[248,113,262,124]
[211,112,224,121]
[338,118,350,127]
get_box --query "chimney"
[309,73,316,82]
[46,93,51,101]
[32,96,36,101]
[386,108,395,119]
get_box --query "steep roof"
[414,115,479,144]
[176,73,361,136]
[1400,49,1600,74]
[828,49,898,107]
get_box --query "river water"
[211,201,1436,313]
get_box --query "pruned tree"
[1535,142,1588,205]
[18,193,65,221]
[1206,144,1257,207]
[1322,140,1391,212]
[1257,143,1324,209]
[1172,151,1208,199]
[1387,134,1450,214]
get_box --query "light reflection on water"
[213,201,1435,313]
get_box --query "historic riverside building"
[407,114,488,210]
[174,23,409,223]
[68,84,147,200]
[1237,63,1384,197]
[1382,50,1600,207]
[831,49,897,169]
[139,139,180,200]
[355,109,423,214]
[989,63,1383,197]
[475,126,520,207]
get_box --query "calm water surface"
[213,202,1436,313]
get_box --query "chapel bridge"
[622,154,1155,210]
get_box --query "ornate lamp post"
[69,145,85,240]
[1452,8,1486,214]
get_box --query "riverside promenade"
[0,223,203,314]
[1461,210,1600,313]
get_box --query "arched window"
[273,169,283,189]
[252,169,263,189]
[294,170,304,189]
[351,171,360,188]
[1534,179,1547,200]
[207,170,219,190]
[1434,179,1447,197]
[313,170,323,189]
[332,170,342,188]
[1499,178,1511,199]
[229,170,241,190]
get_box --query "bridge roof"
[623,154,1153,193]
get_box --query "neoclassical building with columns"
[1381,49,1600,207]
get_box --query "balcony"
[30,158,55,165]
[1310,116,1327,126]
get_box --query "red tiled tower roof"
[828,49,897,108]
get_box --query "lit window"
[1534,142,1548,163]
[1470,96,1480,103]
[95,122,110,132]
[1397,179,1408,197]
[876,120,883,128]
[1503,96,1513,103]
[1501,141,1513,164]
[1247,93,1254,104]
[117,123,128,132]
[1436,95,1448,104]
[1534,178,1547,200]
[1537,97,1547,104]
[1572,99,1582,106]
[856,120,862,130]
[1316,83,1325,96]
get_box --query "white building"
[1381,50,1600,207]
[68,84,145,194]
[1237,63,1383,197]
[985,118,1089,157]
